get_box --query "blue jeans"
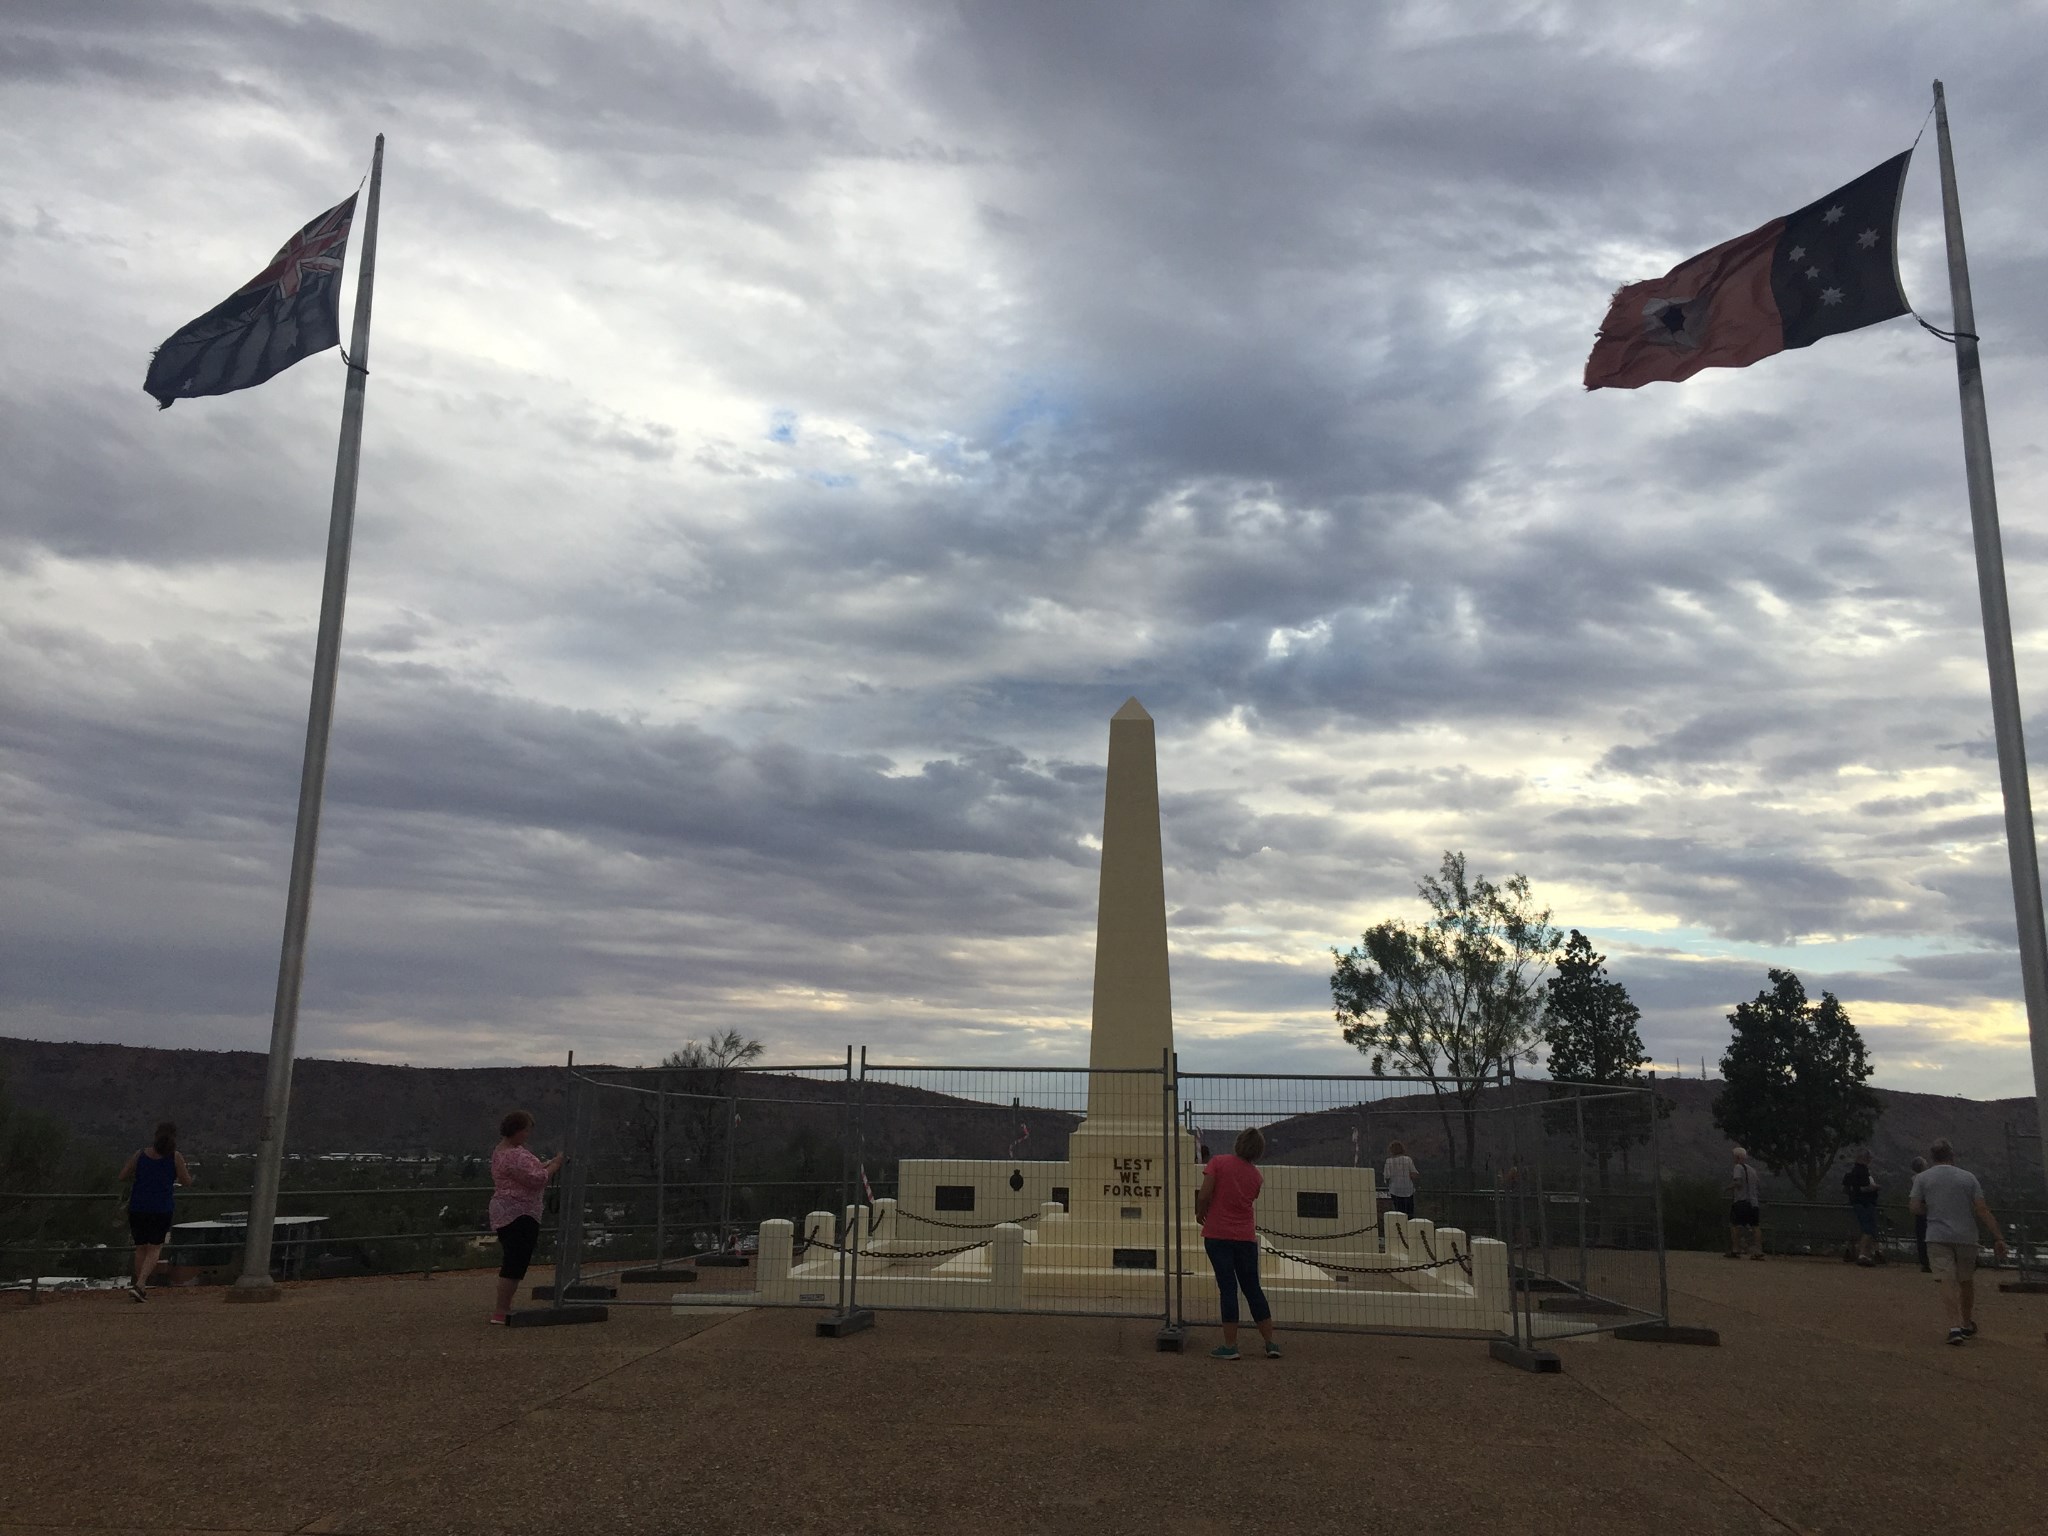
[1205,1237,1271,1325]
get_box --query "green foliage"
[1331,852,1560,1168]
[622,1031,769,1197]
[1660,1173,1731,1252]
[663,1029,766,1074]
[0,1064,119,1265]
[1711,969,1881,1201]
[1540,930,1670,1187]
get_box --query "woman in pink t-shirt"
[489,1109,564,1324]
[1195,1126,1278,1360]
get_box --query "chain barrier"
[1254,1220,1380,1242]
[1261,1242,1473,1278]
[894,1208,1044,1231]
[792,1232,994,1262]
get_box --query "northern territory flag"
[1583,153,1911,390]
[145,195,357,408]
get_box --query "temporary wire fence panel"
[1175,1072,1515,1339]
[1499,1079,1670,1343]
[832,1064,1177,1320]
[553,1060,858,1306]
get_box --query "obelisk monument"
[1053,696,1195,1251]
[1083,697,1175,1130]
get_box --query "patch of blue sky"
[988,380,1073,445]
[1597,926,1975,976]
[766,408,797,444]
[871,426,973,473]
[808,471,855,489]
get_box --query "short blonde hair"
[1387,1139,1406,1158]
[1234,1126,1265,1162]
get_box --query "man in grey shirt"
[1726,1147,1763,1259]
[1908,1139,2007,1345]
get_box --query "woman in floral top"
[489,1110,564,1324]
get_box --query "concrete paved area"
[3,1252,2042,1535]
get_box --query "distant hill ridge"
[2,1036,571,1160]
[2,1035,2039,1201]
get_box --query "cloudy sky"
[5,2,2048,1101]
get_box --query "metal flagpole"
[1932,83,2048,1202]
[230,134,386,1300]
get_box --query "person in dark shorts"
[1726,1147,1762,1259]
[1196,1126,1278,1360]
[1842,1150,1880,1265]
[489,1110,564,1323]
[118,1122,191,1301]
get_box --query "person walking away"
[489,1110,564,1324]
[1197,1126,1278,1360]
[1382,1140,1419,1217]
[1909,1139,2006,1345]
[1727,1147,1763,1259]
[1843,1150,1880,1266]
[1909,1156,1930,1272]
[118,1122,190,1301]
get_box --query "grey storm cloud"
[3,1,2048,1101]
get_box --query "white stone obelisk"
[1056,696,1195,1250]
[1084,698,1175,1128]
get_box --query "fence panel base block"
[816,1308,875,1338]
[1614,1321,1720,1346]
[1997,1279,2048,1293]
[530,1283,617,1301]
[1489,1339,1561,1372]
[1155,1324,1185,1353]
[507,1305,608,1327]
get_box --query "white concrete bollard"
[1433,1227,1468,1291]
[1407,1217,1437,1265]
[871,1196,898,1244]
[758,1219,794,1301]
[802,1210,836,1255]
[1383,1210,1412,1263]
[992,1223,1025,1309]
[1469,1236,1510,1319]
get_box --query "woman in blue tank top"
[119,1121,191,1302]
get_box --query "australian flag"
[144,194,356,408]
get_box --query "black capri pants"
[1204,1237,1272,1325]
[496,1215,540,1280]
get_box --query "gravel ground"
[3,1251,2042,1536]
